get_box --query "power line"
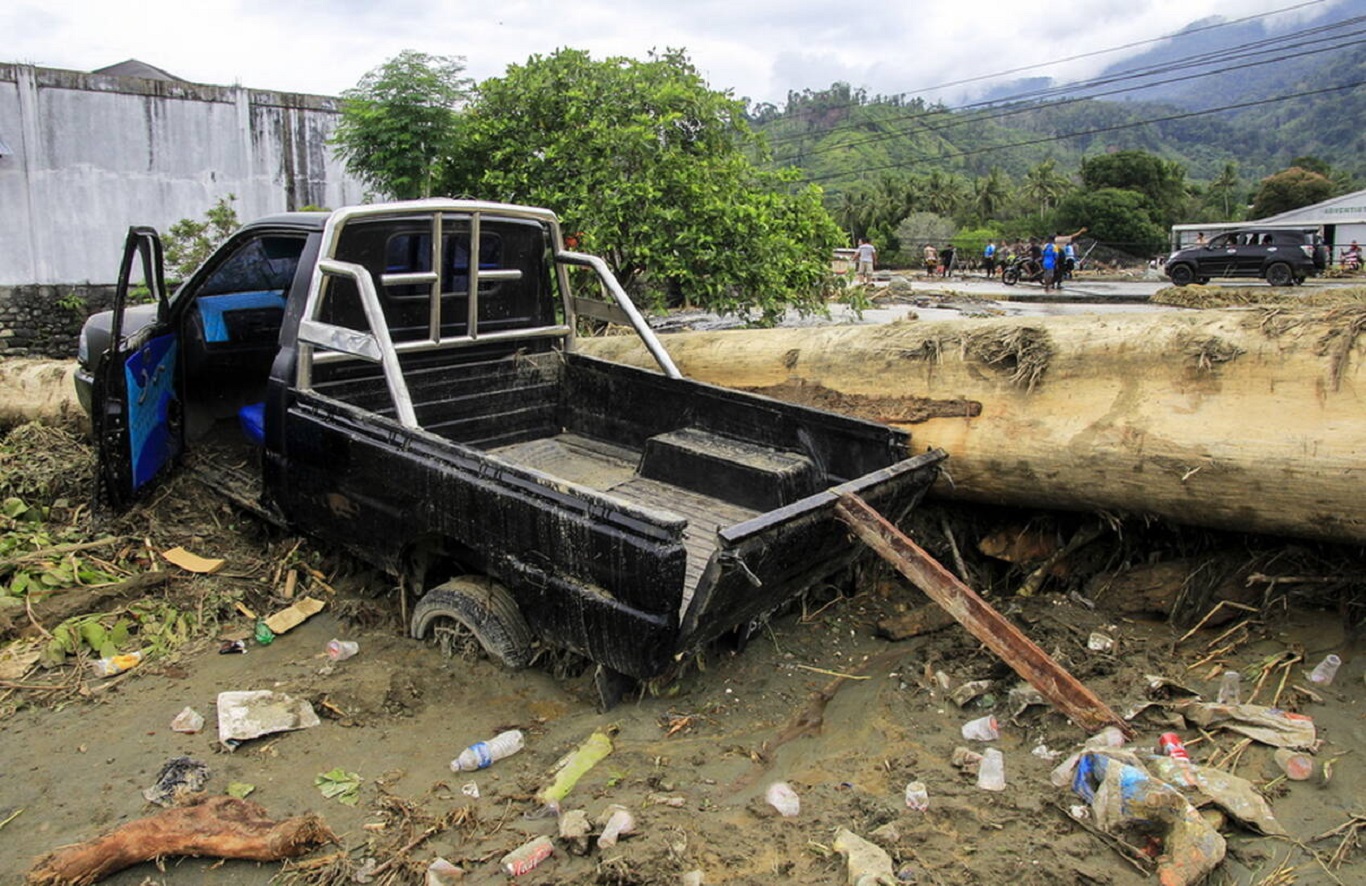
[762,0,1337,149]
[800,78,1366,184]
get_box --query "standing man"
[923,243,939,278]
[983,240,997,278]
[854,237,877,285]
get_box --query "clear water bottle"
[1216,669,1242,705]
[1308,654,1341,686]
[451,729,525,772]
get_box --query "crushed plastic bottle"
[325,639,359,661]
[451,729,525,772]
[1308,654,1341,686]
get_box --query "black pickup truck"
[76,199,945,701]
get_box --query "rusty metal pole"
[835,492,1131,737]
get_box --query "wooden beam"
[835,492,1130,737]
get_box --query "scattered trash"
[226,782,255,799]
[976,748,1005,791]
[425,857,464,885]
[460,782,479,798]
[903,781,929,811]
[90,650,143,677]
[1031,744,1060,761]
[833,827,896,886]
[142,756,211,807]
[253,618,275,646]
[1308,653,1341,686]
[950,680,992,708]
[451,729,525,772]
[535,728,614,811]
[218,640,247,655]
[1086,726,1127,749]
[1216,670,1242,705]
[1087,632,1115,652]
[325,639,359,661]
[1176,701,1316,749]
[645,792,686,807]
[501,835,554,876]
[170,706,205,734]
[1273,748,1314,781]
[161,546,225,574]
[596,803,636,848]
[262,596,326,636]
[961,715,999,741]
[559,808,592,855]
[1007,684,1046,717]
[314,767,362,806]
[1148,756,1287,835]
[1070,751,1225,886]
[216,690,321,750]
[1158,731,1198,786]
[680,871,704,886]
[764,781,800,817]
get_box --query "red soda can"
[1158,732,1190,761]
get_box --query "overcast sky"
[2,0,1346,107]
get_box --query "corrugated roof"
[92,59,183,82]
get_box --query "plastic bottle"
[904,781,929,811]
[451,729,525,772]
[1158,731,1198,786]
[501,835,553,875]
[326,639,359,661]
[977,748,1006,791]
[765,781,800,817]
[1217,669,1242,705]
[1308,654,1341,686]
[961,715,1000,741]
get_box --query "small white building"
[1171,188,1366,263]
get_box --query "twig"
[24,594,53,640]
[793,664,871,681]
[366,820,447,879]
[0,536,124,568]
[1176,600,1258,646]
[939,516,973,586]
[0,808,22,830]
[1050,801,1153,875]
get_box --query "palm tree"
[1209,162,1239,218]
[974,167,1011,222]
[1022,159,1071,219]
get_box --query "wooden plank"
[834,492,1130,737]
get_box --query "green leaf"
[227,782,256,799]
[314,768,362,806]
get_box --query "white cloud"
[3,0,1341,107]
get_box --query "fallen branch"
[26,796,333,885]
[835,493,1130,736]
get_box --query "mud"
[0,429,1363,886]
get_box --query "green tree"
[972,168,1011,223]
[1079,150,1187,226]
[1053,188,1166,257]
[1020,159,1071,219]
[894,212,956,258]
[1249,166,1335,218]
[1208,162,1241,218]
[164,194,239,280]
[445,48,843,323]
[333,50,474,199]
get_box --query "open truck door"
[93,227,179,510]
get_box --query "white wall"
[0,64,364,285]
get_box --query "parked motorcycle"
[1001,255,1045,286]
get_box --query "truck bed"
[492,433,759,610]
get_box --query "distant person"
[940,244,956,278]
[923,243,938,277]
[853,237,877,285]
[1343,240,1361,270]
[983,240,997,278]
[1041,236,1059,292]
[1195,232,1207,245]
[1063,241,1077,281]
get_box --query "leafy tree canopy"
[164,194,239,281]
[894,212,956,255]
[1079,150,1187,226]
[1249,166,1335,219]
[444,48,842,323]
[333,51,474,199]
[1054,188,1167,257]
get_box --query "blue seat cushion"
[238,402,266,446]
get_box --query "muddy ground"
[0,423,1362,886]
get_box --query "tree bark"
[580,306,1366,544]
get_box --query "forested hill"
[752,3,1366,194]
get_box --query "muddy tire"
[1167,264,1195,286]
[410,576,532,669]
[1002,265,1020,286]
[1265,262,1294,287]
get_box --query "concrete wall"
[0,63,364,286]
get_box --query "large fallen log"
[581,306,1366,544]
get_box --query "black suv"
[1164,228,1328,286]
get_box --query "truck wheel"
[410,576,532,669]
[1168,264,1195,286]
[1265,263,1294,287]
